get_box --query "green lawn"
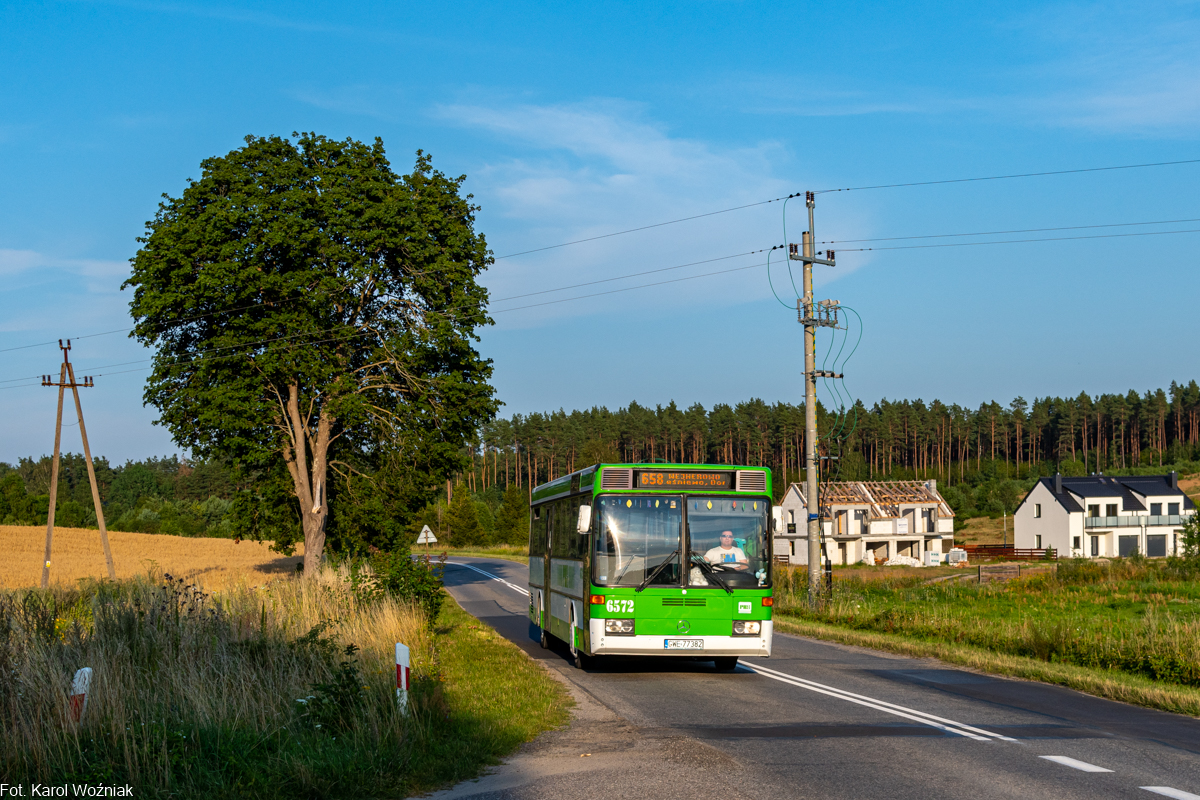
[774,558,1200,713]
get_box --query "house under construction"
[774,480,956,566]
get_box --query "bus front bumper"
[589,620,772,657]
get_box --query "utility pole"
[789,192,838,602]
[40,340,116,587]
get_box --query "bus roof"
[531,463,771,505]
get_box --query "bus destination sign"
[636,470,734,490]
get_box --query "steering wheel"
[711,562,748,572]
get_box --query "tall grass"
[773,558,1200,688]
[0,566,438,796]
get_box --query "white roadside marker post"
[395,643,410,716]
[69,667,93,723]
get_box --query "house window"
[1147,535,1167,557]
[1091,536,1099,557]
[1106,504,1118,517]
[1034,504,1041,518]
[1088,505,1100,518]
[788,509,795,523]
[790,541,795,556]
[1035,535,1042,549]
[1169,502,1180,516]
[1151,503,1162,516]
[1073,536,1081,551]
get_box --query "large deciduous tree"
[125,133,498,572]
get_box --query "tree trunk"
[282,383,330,577]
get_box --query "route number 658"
[606,598,634,614]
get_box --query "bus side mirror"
[577,505,592,534]
[771,506,782,533]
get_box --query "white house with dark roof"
[1014,472,1195,558]
[774,480,955,565]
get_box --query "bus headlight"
[732,620,760,636]
[605,619,635,635]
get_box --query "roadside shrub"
[354,549,446,623]
[296,644,367,733]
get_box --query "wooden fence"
[960,545,1058,562]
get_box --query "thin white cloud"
[0,249,128,283]
[289,85,407,120]
[437,100,872,328]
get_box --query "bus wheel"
[574,651,590,670]
[540,628,550,649]
[712,656,738,671]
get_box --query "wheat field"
[0,524,303,589]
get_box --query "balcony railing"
[1084,514,1191,529]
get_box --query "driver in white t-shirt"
[703,530,748,570]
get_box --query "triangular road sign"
[416,525,438,544]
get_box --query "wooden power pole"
[40,340,115,587]
[788,193,839,604]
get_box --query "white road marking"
[1040,756,1113,773]
[1141,788,1200,800]
[745,662,1012,741]
[446,561,531,597]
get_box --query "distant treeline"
[0,453,530,550]
[0,455,237,536]
[7,381,1199,545]
[459,382,1200,522]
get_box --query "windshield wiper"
[636,550,679,592]
[689,554,733,594]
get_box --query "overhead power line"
[820,217,1200,245]
[814,157,1200,195]
[490,259,769,313]
[493,247,775,301]
[0,247,778,367]
[493,201,793,259]
[0,256,783,389]
[838,227,1200,253]
[491,156,1200,260]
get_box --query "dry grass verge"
[0,566,569,797]
[774,615,1200,717]
[0,524,302,589]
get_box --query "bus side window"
[553,499,571,558]
[530,505,547,556]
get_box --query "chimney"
[1054,473,1062,494]
[1169,471,1178,491]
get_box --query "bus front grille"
[662,598,706,607]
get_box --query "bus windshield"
[687,497,770,588]
[593,496,682,588]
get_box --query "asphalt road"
[432,556,1200,800]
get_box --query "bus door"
[528,503,549,630]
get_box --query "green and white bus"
[528,463,774,670]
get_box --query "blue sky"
[2,0,1199,463]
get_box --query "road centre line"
[446,561,531,597]
[1039,756,1113,773]
[1137,786,1200,800]
[1140,788,1200,800]
[745,662,1016,742]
